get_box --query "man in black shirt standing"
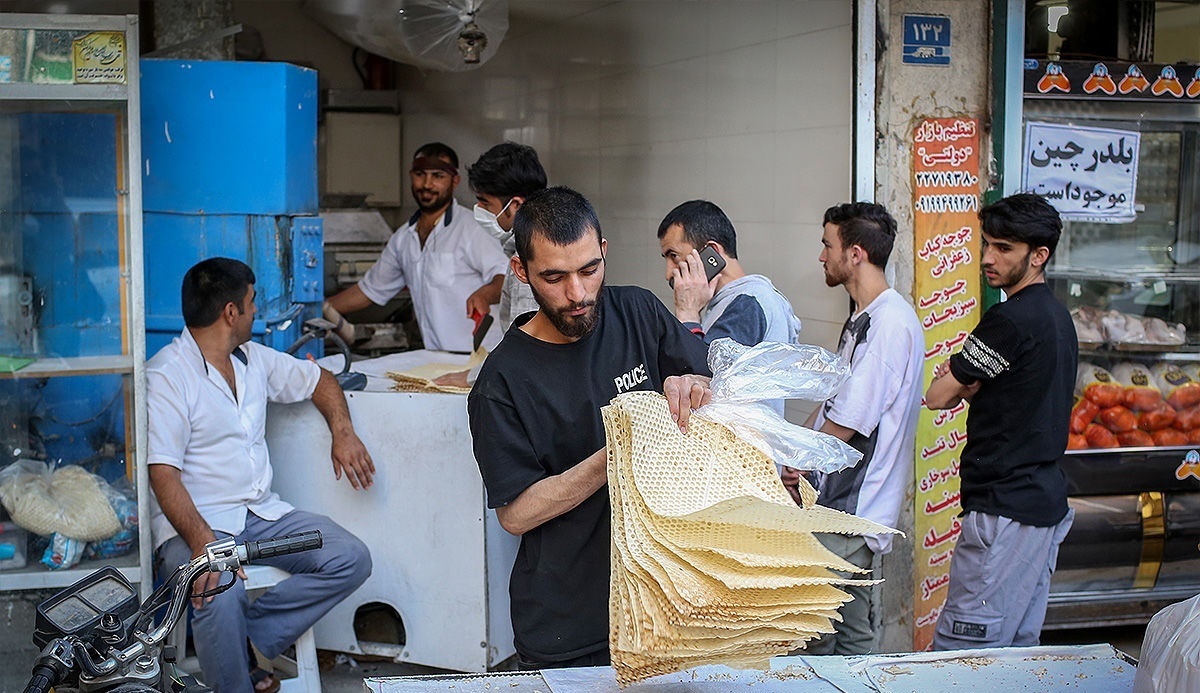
[924,193,1077,650]
[468,186,712,669]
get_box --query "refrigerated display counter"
[1022,61,1200,626]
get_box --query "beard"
[823,262,849,288]
[530,281,603,340]
[414,186,454,213]
[985,250,1032,290]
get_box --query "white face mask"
[474,199,514,244]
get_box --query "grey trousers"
[933,509,1074,651]
[155,510,372,693]
[805,534,880,655]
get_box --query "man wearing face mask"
[324,142,508,352]
[433,143,549,389]
[469,142,548,331]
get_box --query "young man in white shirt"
[782,202,923,655]
[149,258,374,693]
[324,142,509,352]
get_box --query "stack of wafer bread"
[602,391,896,686]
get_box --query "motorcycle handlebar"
[23,660,62,693]
[243,530,323,562]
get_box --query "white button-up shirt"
[358,202,508,352]
[147,328,321,549]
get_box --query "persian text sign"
[1023,121,1139,223]
[72,31,126,84]
[911,117,981,650]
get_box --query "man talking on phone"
[657,200,801,351]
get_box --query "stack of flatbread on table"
[385,350,487,394]
[602,390,896,687]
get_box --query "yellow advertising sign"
[73,31,126,84]
[910,117,982,650]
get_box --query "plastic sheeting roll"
[305,0,507,72]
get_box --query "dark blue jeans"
[155,509,371,693]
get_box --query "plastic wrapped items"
[1072,307,1187,349]
[1077,363,1123,408]
[85,481,138,560]
[1097,405,1137,433]
[1070,361,1200,450]
[1152,362,1200,410]
[1143,317,1188,347]
[1071,307,1105,346]
[1117,430,1155,447]
[1135,594,1200,693]
[601,339,893,685]
[699,339,861,474]
[1084,423,1119,449]
[305,0,508,72]
[1112,362,1163,412]
[1139,402,1177,432]
[41,533,85,570]
[0,460,121,541]
[1102,311,1148,346]
[603,391,894,686]
[1070,398,1100,434]
[1175,405,1200,432]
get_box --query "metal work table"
[364,644,1136,692]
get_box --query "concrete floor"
[314,652,459,692]
[309,624,1148,692]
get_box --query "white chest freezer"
[265,351,519,672]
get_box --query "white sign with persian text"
[1022,121,1140,223]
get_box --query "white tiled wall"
[395,1,856,376]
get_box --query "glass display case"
[0,14,148,593]
[1023,80,1200,627]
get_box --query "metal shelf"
[0,551,141,592]
[0,13,150,601]
[0,83,128,102]
[1079,347,1200,362]
[0,355,134,379]
[1048,266,1200,284]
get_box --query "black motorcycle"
[23,531,322,693]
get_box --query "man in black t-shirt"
[467,186,712,669]
[925,193,1077,650]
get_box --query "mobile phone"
[670,246,727,288]
[699,245,727,281]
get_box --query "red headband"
[411,156,458,175]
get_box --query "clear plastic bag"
[1134,593,1200,693]
[42,533,85,571]
[86,477,138,560]
[0,459,121,540]
[306,0,508,72]
[696,339,862,473]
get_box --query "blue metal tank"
[140,59,324,359]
